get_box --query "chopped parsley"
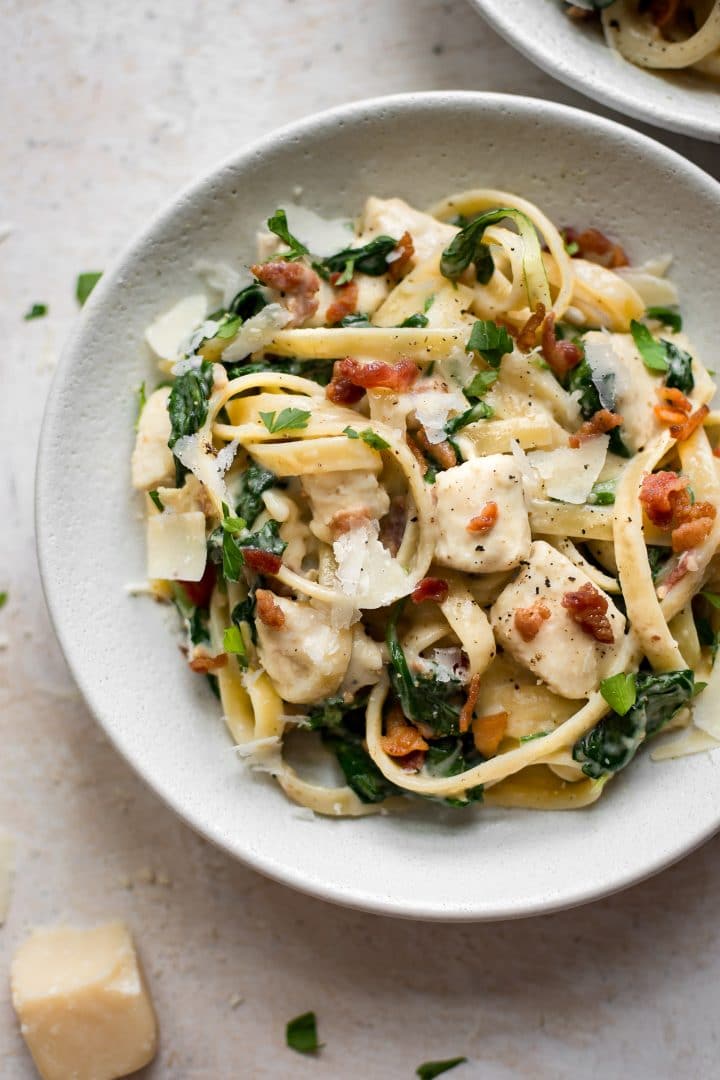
[286,1011,321,1054]
[343,426,390,450]
[416,1058,468,1080]
[0,591,7,610]
[260,408,311,434]
[266,209,309,260]
[599,672,637,716]
[465,320,513,368]
[630,320,694,393]
[24,303,48,320]
[222,625,247,666]
[464,370,498,398]
[75,271,102,306]
[218,506,287,582]
[167,361,214,447]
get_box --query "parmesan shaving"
[528,436,609,504]
[333,520,411,609]
[145,294,208,362]
[221,304,292,361]
[650,726,720,762]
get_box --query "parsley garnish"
[416,1057,468,1080]
[464,370,498,398]
[266,209,309,260]
[343,426,390,450]
[167,361,214,447]
[466,320,513,368]
[630,320,694,393]
[223,624,248,666]
[599,672,637,716]
[423,294,435,313]
[260,408,311,434]
[286,1011,321,1054]
[0,592,7,610]
[24,303,47,320]
[75,271,102,306]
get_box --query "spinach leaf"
[266,209,308,260]
[630,319,694,392]
[646,305,682,333]
[573,669,695,779]
[307,694,366,731]
[228,282,267,319]
[440,207,545,293]
[232,594,257,644]
[338,312,371,327]
[386,602,463,736]
[566,358,631,458]
[219,512,286,582]
[445,400,494,436]
[320,235,398,280]
[664,341,694,395]
[225,355,333,386]
[425,737,484,806]
[399,312,429,328]
[466,320,513,368]
[236,463,278,526]
[286,1011,321,1054]
[148,490,164,512]
[167,360,214,447]
[326,735,400,803]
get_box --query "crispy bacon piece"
[568,408,623,447]
[325,360,366,405]
[414,425,457,469]
[411,576,449,605]
[514,600,551,642]
[472,711,508,757]
[672,514,715,553]
[255,588,286,628]
[467,502,499,535]
[388,230,415,282]
[714,447,720,459]
[338,356,419,391]
[329,507,372,537]
[562,227,629,269]
[541,311,582,378]
[380,495,407,557]
[640,471,690,528]
[459,673,482,734]
[179,562,216,608]
[561,582,614,644]
[242,547,282,575]
[654,385,691,426]
[516,303,546,353]
[649,0,681,27]
[565,4,595,17]
[406,433,429,471]
[250,261,320,327]
[189,650,228,674]
[325,279,359,326]
[381,705,429,758]
[670,404,709,444]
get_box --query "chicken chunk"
[302,470,390,543]
[340,625,385,695]
[131,387,175,491]
[359,196,457,264]
[490,541,626,699]
[256,597,352,705]
[433,456,531,574]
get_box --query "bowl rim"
[35,90,720,921]
[468,0,720,144]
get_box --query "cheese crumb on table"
[11,921,157,1080]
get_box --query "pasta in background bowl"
[470,0,720,142]
[37,93,720,919]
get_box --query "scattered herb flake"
[646,306,682,333]
[24,303,48,320]
[266,209,309,261]
[630,319,668,373]
[343,426,389,449]
[223,625,247,664]
[600,672,637,717]
[416,1057,468,1079]
[148,490,164,512]
[286,1012,321,1054]
[75,271,102,306]
[0,592,7,610]
[260,408,311,434]
[466,320,513,368]
[519,731,548,743]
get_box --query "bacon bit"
[381,705,429,758]
[328,507,372,537]
[379,495,406,556]
[670,404,709,444]
[672,514,715,553]
[657,386,691,413]
[406,433,429,472]
[467,502,499,535]
[396,748,427,773]
[414,425,457,469]
[561,582,614,644]
[541,311,582,378]
[516,303,546,353]
[568,408,623,447]
[411,576,449,605]
[388,231,415,282]
[255,588,286,629]
[325,279,359,326]
[562,226,629,269]
[242,547,282,575]
[649,0,681,27]
[189,651,228,674]
[714,447,720,459]
[250,261,320,327]
[514,600,551,642]
[459,673,482,734]
[335,356,420,392]
[472,711,508,757]
[325,360,366,405]
[179,562,216,608]
[565,4,595,17]
[640,471,690,528]
[655,405,690,426]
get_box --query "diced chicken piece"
[340,625,385,695]
[490,540,626,699]
[359,196,457,264]
[302,470,390,543]
[131,387,175,491]
[582,330,663,452]
[434,456,531,574]
[256,597,352,704]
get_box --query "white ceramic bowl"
[37,92,720,920]
[470,1,720,143]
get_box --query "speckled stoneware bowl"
[470,1,720,143]
[37,92,720,920]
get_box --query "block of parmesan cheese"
[11,921,157,1080]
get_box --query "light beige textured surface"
[2,1,720,1077]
